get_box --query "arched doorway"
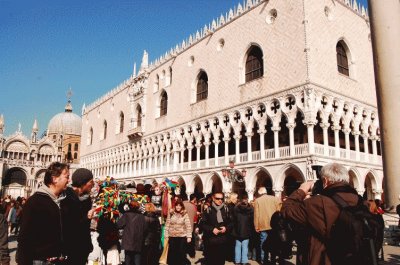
[210,174,223,194]
[3,168,27,198]
[363,173,375,200]
[177,177,186,197]
[255,170,274,198]
[348,170,360,192]
[282,167,304,198]
[193,176,204,199]
[232,177,246,199]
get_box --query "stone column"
[187,147,193,169]
[159,153,164,173]
[306,123,315,154]
[333,125,341,158]
[287,123,295,156]
[213,139,220,166]
[362,134,369,162]
[180,149,184,170]
[272,126,280,158]
[224,137,230,165]
[246,132,253,162]
[369,0,400,210]
[166,152,171,172]
[343,128,351,159]
[234,135,241,163]
[258,129,266,160]
[354,132,360,161]
[204,141,210,167]
[196,144,201,169]
[246,188,255,201]
[321,123,329,156]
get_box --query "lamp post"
[221,160,247,183]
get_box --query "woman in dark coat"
[117,201,147,265]
[142,203,161,265]
[232,198,253,265]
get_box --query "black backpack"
[323,187,378,265]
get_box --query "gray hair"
[320,163,349,183]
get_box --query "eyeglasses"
[214,197,224,201]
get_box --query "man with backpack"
[281,163,378,265]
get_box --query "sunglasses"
[214,197,224,200]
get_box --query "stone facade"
[0,100,82,198]
[80,0,383,200]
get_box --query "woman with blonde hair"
[164,199,192,265]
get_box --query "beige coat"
[164,210,192,239]
[253,194,281,231]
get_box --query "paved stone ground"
[8,235,400,265]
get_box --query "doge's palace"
[80,0,383,200]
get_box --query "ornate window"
[336,41,349,76]
[245,46,264,82]
[103,120,107,140]
[137,105,142,127]
[196,71,208,102]
[89,128,93,145]
[74,143,78,151]
[119,112,124,133]
[160,92,168,116]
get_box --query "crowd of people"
[0,162,397,265]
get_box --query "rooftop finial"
[65,88,73,112]
[32,118,39,132]
[140,50,148,70]
[133,62,137,78]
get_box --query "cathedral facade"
[0,100,82,198]
[80,0,383,200]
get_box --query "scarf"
[212,202,225,224]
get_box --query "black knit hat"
[71,168,93,187]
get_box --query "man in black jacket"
[0,206,10,265]
[17,162,70,265]
[61,168,95,265]
[200,192,233,265]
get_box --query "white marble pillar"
[246,132,253,162]
[213,140,219,166]
[354,132,360,161]
[224,137,230,165]
[272,127,280,158]
[196,144,201,169]
[187,147,193,169]
[362,134,369,162]
[259,130,266,160]
[321,123,329,156]
[205,142,210,167]
[343,128,351,159]
[234,135,241,163]
[333,126,340,158]
[287,123,295,156]
[306,124,315,154]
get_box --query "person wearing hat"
[61,168,95,265]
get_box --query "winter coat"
[61,187,93,257]
[97,216,120,253]
[200,203,233,244]
[254,194,281,231]
[117,210,147,252]
[281,182,359,265]
[17,190,65,265]
[143,212,161,246]
[232,202,254,240]
[164,210,192,239]
[0,214,10,265]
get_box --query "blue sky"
[0,0,368,136]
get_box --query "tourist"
[0,204,10,265]
[182,193,198,262]
[17,162,70,265]
[142,203,161,265]
[232,196,253,265]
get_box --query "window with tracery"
[137,105,142,127]
[336,41,349,76]
[196,71,208,102]
[245,46,264,82]
[119,112,124,133]
[160,92,168,116]
[103,120,107,140]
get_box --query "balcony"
[127,126,143,140]
[124,143,382,178]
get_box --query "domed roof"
[47,101,82,136]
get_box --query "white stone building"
[80,0,383,200]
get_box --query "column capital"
[332,125,341,131]
[213,139,220,145]
[271,126,281,132]
[319,122,330,129]
[286,123,296,130]
[258,129,267,134]
[245,132,254,138]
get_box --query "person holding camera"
[281,163,360,265]
[200,192,233,265]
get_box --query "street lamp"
[221,160,247,183]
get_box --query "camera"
[311,165,323,195]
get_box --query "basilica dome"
[47,101,82,136]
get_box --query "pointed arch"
[196,70,208,102]
[160,90,168,116]
[244,45,264,82]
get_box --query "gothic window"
[89,127,93,145]
[196,71,208,102]
[103,120,107,140]
[119,112,124,133]
[245,46,264,82]
[169,67,173,84]
[155,74,160,91]
[137,105,142,127]
[160,91,168,116]
[336,41,349,76]
[74,143,78,151]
